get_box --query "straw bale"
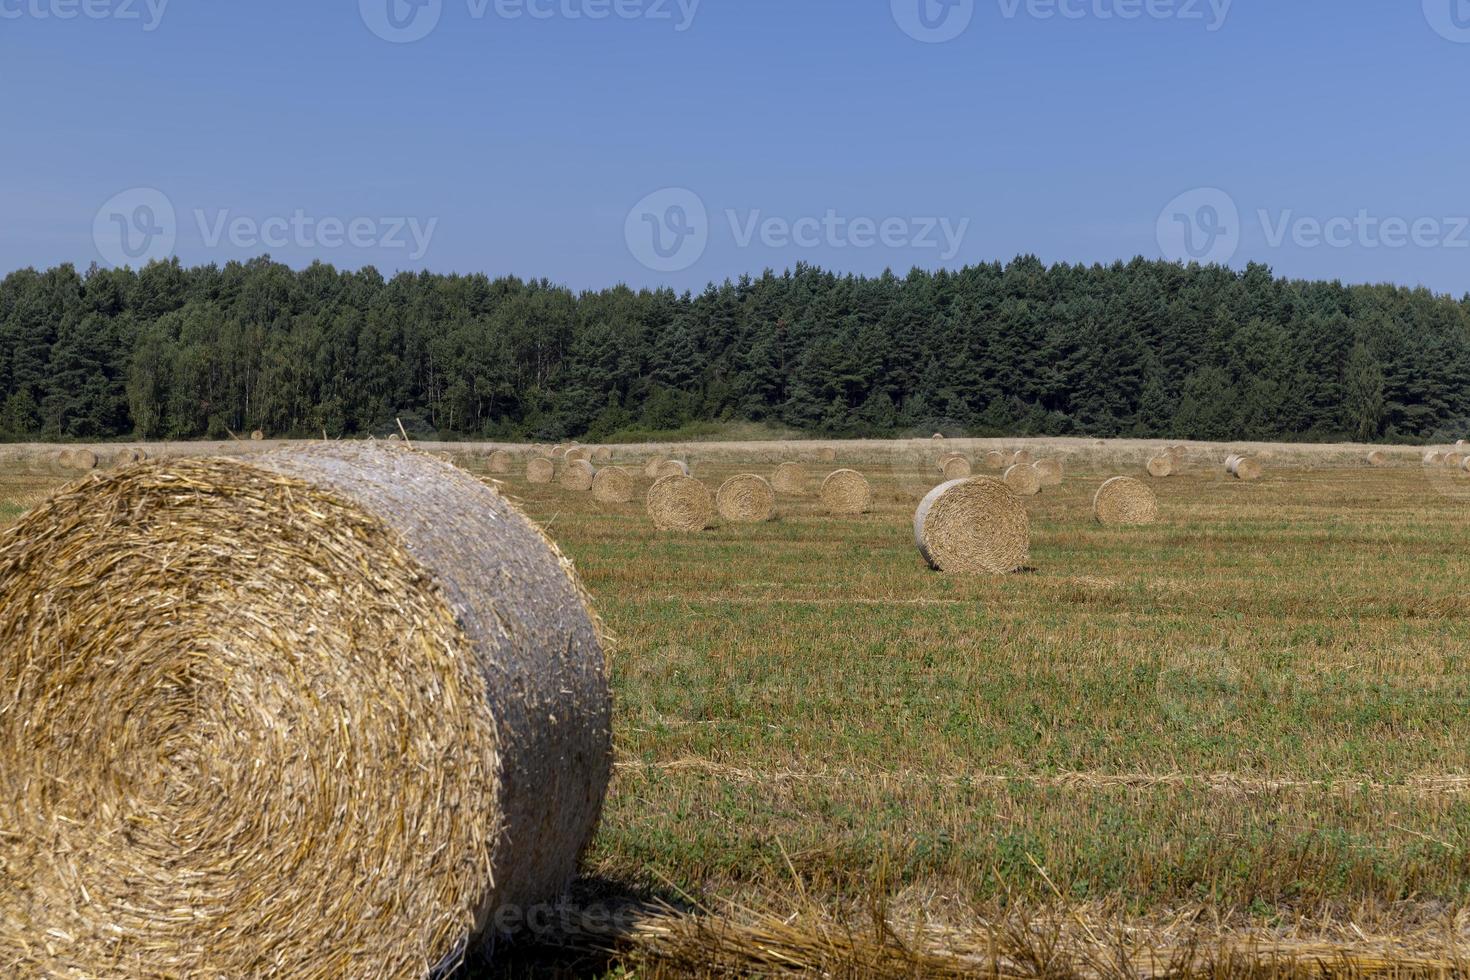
[913,477,1029,574]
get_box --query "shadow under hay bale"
[0,444,612,978]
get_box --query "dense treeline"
[1,255,1467,443]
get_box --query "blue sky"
[3,0,1469,294]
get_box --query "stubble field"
[4,438,1469,976]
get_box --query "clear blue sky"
[3,0,1468,295]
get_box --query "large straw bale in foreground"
[591,465,635,503]
[914,477,1030,574]
[1093,476,1159,526]
[771,462,808,495]
[0,444,612,978]
[820,469,872,515]
[647,474,715,532]
[716,474,776,523]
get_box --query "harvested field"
[1,435,1466,976]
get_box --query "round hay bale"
[0,444,611,978]
[1093,476,1159,526]
[1463,456,1470,474]
[984,450,1008,471]
[937,451,966,469]
[250,429,265,442]
[551,444,567,459]
[654,459,690,479]
[1445,453,1467,469]
[591,446,613,463]
[643,456,667,478]
[1032,458,1063,488]
[716,474,776,524]
[1228,456,1263,481]
[820,469,872,515]
[1003,462,1041,496]
[591,465,635,504]
[57,448,98,472]
[1167,445,1187,460]
[941,456,973,480]
[647,474,714,532]
[1423,451,1445,467]
[565,447,590,464]
[1146,455,1174,478]
[1365,450,1387,467]
[56,448,78,470]
[526,457,555,484]
[913,477,1029,575]
[771,462,808,495]
[113,448,147,467]
[932,432,945,440]
[388,433,401,442]
[817,447,837,463]
[559,459,596,492]
[488,449,515,474]
[1009,449,1034,468]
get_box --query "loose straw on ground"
[913,477,1030,574]
[820,469,872,515]
[716,474,775,523]
[1094,476,1159,525]
[0,443,612,979]
[591,466,635,504]
[647,474,715,532]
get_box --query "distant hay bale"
[488,450,515,474]
[913,477,1030,575]
[1463,456,1470,473]
[654,460,690,479]
[57,449,98,472]
[937,451,966,469]
[1003,463,1041,496]
[1226,455,1263,481]
[716,474,776,523]
[941,456,973,479]
[591,466,635,504]
[1445,453,1467,469]
[565,447,590,463]
[0,444,611,978]
[643,456,667,478]
[817,447,837,463]
[1093,476,1159,526]
[1365,450,1387,467]
[1032,458,1063,488]
[1168,445,1187,460]
[591,446,613,463]
[820,469,872,515]
[1146,456,1174,478]
[551,444,567,459]
[984,450,1008,471]
[771,462,808,495]
[1009,449,1034,468]
[111,448,147,468]
[527,457,555,484]
[250,429,265,442]
[1423,451,1445,467]
[559,459,596,492]
[647,474,714,532]
[932,433,945,440]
